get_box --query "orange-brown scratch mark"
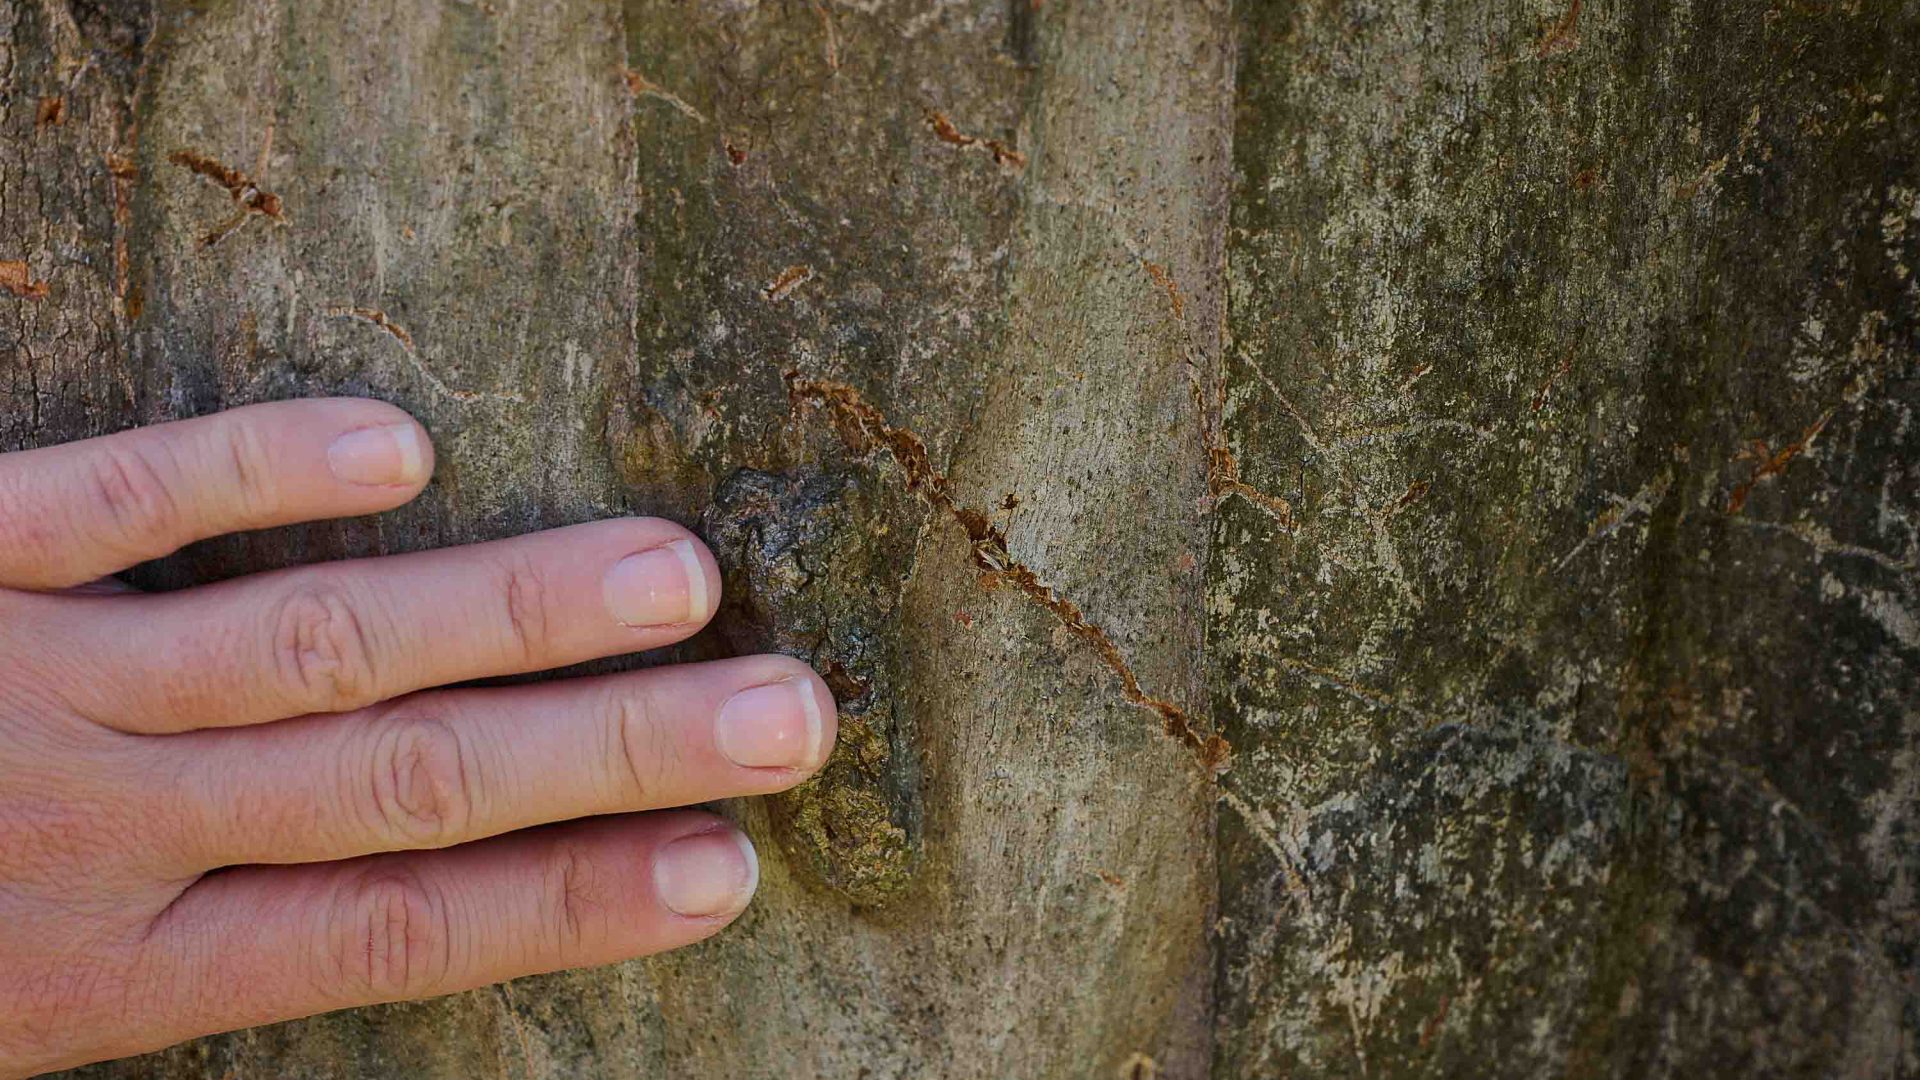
[1727,409,1835,513]
[168,148,284,247]
[924,109,1026,170]
[1676,154,1729,201]
[927,110,973,147]
[106,153,138,318]
[623,69,707,123]
[1144,261,1297,531]
[35,96,64,128]
[169,149,282,218]
[1537,0,1582,57]
[1142,260,1185,319]
[788,373,1231,774]
[762,264,814,302]
[328,306,415,352]
[1532,352,1573,412]
[1095,869,1126,888]
[812,0,842,74]
[0,261,49,301]
[1571,165,1599,190]
[1387,479,1431,518]
[955,610,975,628]
[1207,442,1299,527]
[326,307,526,407]
[724,139,749,166]
[1419,995,1452,1050]
[1399,363,1433,393]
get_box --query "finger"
[168,656,835,868]
[0,399,433,590]
[142,813,757,1039]
[48,517,724,734]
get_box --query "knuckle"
[356,712,476,849]
[86,440,182,548]
[492,552,552,665]
[214,418,284,523]
[607,685,670,804]
[268,583,382,713]
[542,842,606,954]
[325,869,453,1002]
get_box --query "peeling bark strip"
[0,261,49,301]
[788,374,1231,773]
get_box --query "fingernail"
[327,423,427,486]
[714,678,825,770]
[603,539,706,627]
[653,828,758,918]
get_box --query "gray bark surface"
[1,0,1914,1077]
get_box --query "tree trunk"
[4,0,1916,1077]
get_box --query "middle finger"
[45,518,721,735]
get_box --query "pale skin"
[0,398,838,1077]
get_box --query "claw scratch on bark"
[168,147,285,247]
[1553,470,1672,572]
[1217,784,1312,910]
[623,69,707,123]
[787,373,1232,774]
[762,264,814,302]
[1141,260,1296,531]
[1727,410,1835,514]
[812,0,841,74]
[924,109,1027,170]
[1536,0,1583,57]
[326,307,527,406]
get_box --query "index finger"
[0,399,433,590]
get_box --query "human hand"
[0,399,835,1077]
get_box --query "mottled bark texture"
[3,0,1916,1076]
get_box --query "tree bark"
[3,0,1916,1077]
